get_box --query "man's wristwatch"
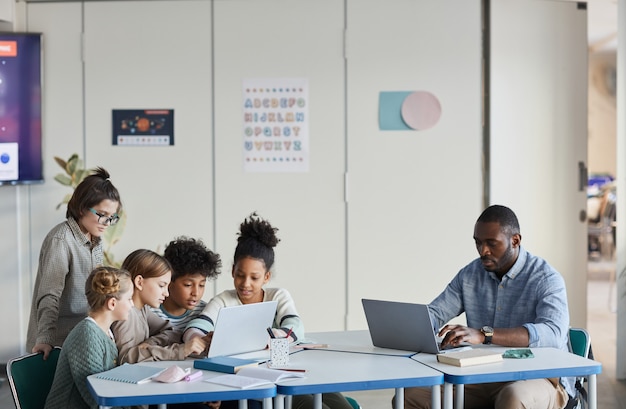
[481,326,494,345]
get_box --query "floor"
[1,261,625,408]
[585,259,626,409]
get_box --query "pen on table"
[294,343,329,350]
[267,327,276,339]
[285,327,293,339]
[279,368,306,372]
[184,370,203,382]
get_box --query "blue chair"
[7,347,61,409]
[568,328,592,409]
[345,396,361,409]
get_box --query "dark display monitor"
[0,32,43,185]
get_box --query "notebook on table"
[206,300,278,358]
[361,298,471,354]
[95,363,165,384]
[204,365,305,389]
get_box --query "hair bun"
[93,166,111,180]
[238,212,280,248]
[91,267,121,295]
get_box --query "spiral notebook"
[95,363,165,384]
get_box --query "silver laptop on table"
[362,298,465,354]
[207,300,278,358]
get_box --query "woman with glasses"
[26,167,122,359]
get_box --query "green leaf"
[53,156,67,170]
[54,174,72,186]
[103,251,121,268]
[67,154,83,176]
[72,169,89,188]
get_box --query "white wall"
[344,0,482,328]
[0,0,13,23]
[82,1,215,260]
[490,0,588,327]
[211,0,347,331]
[0,0,589,363]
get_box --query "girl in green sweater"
[46,266,134,409]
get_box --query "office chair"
[345,396,361,409]
[568,328,592,409]
[588,189,616,260]
[7,347,61,409]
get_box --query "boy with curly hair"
[153,236,221,332]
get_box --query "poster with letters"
[242,78,309,172]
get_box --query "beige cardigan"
[111,304,184,364]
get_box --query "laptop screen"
[362,298,441,354]
[208,300,278,358]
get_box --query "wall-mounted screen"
[0,32,43,185]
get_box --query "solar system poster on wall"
[242,78,309,172]
[112,109,174,146]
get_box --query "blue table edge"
[276,374,444,395]
[88,380,276,406]
[440,364,603,385]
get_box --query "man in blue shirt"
[400,205,572,409]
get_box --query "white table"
[304,330,602,409]
[282,331,444,409]
[88,331,599,409]
[87,359,276,409]
[412,347,602,409]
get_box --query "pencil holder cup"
[269,338,290,367]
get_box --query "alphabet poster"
[242,78,309,172]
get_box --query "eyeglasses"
[88,208,120,226]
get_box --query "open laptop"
[362,298,469,354]
[207,300,278,358]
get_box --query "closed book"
[436,348,503,367]
[95,363,165,384]
[194,356,259,374]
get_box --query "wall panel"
[212,0,346,332]
[345,0,483,328]
[491,0,588,327]
[83,1,214,264]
